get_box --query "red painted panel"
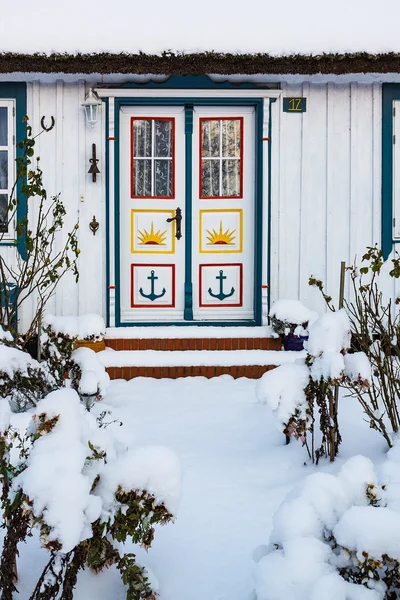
[131,263,176,308]
[130,117,175,199]
[199,263,243,307]
[199,117,244,200]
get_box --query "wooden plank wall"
[3,80,384,328]
[17,80,106,331]
[269,82,382,313]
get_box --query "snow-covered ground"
[2,374,387,600]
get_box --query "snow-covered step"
[99,348,304,380]
[105,325,282,352]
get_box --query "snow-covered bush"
[253,453,400,600]
[269,299,318,337]
[0,388,180,600]
[71,346,110,404]
[41,324,78,386]
[310,246,400,448]
[257,310,371,462]
[0,342,57,411]
[43,313,106,343]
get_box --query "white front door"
[119,105,256,323]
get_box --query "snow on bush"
[12,388,180,553]
[0,325,13,342]
[0,397,11,436]
[257,310,371,462]
[0,343,40,379]
[269,299,318,336]
[253,455,400,600]
[305,309,351,356]
[14,389,104,552]
[1,387,181,600]
[43,313,106,341]
[256,364,309,432]
[0,342,58,412]
[72,347,110,398]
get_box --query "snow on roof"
[2,0,400,56]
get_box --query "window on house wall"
[131,117,175,198]
[0,100,15,236]
[200,117,243,199]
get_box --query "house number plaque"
[283,98,307,113]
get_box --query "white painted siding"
[269,82,382,313]
[15,80,106,331]
[0,78,384,329]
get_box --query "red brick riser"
[106,365,277,380]
[105,337,282,351]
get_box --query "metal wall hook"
[89,216,99,236]
[41,116,55,132]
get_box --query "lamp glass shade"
[82,89,101,127]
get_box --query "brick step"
[105,337,282,351]
[106,364,276,380]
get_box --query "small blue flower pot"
[283,333,308,351]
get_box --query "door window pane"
[222,159,240,197]
[201,160,220,198]
[133,160,152,197]
[0,194,8,233]
[155,120,173,158]
[131,118,174,198]
[155,159,172,197]
[133,120,152,157]
[0,108,7,146]
[0,151,8,189]
[200,118,243,198]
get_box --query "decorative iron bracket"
[88,143,100,182]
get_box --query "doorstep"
[105,325,281,352]
[99,349,305,380]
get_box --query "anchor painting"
[199,264,243,308]
[131,264,176,308]
[139,270,166,301]
[208,270,235,301]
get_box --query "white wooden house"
[1,47,400,333]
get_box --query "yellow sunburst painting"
[206,221,236,245]
[137,222,167,246]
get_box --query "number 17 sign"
[283,98,307,113]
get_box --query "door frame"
[97,81,281,327]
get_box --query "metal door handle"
[166,207,182,240]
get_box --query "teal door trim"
[111,96,265,327]
[0,83,27,259]
[267,98,277,319]
[184,105,194,320]
[382,84,400,260]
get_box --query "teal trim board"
[0,83,27,259]
[382,84,400,260]
[112,96,265,327]
[267,98,277,320]
[184,105,194,320]
[103,98,110,327]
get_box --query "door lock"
[166,207,182,240]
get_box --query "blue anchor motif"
[208,270,235,301]
[139,270,166,302]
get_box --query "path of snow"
[98,349,303,367]
[2,377,386,600]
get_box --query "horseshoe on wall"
[40,116,55,132]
